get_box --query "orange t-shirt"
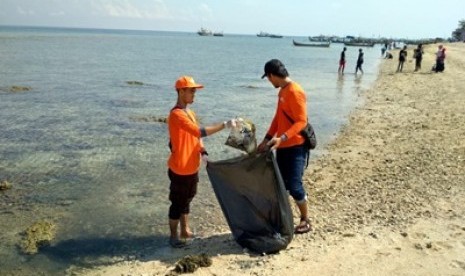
[167,107,204,175]
[266,82,307,148]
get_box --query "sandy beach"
[78,43,465,276]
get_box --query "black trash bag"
[206,152,293,254]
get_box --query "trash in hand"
[225,118,257,154]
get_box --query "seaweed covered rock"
[0,85,32,93]
[20,220,56,254]
[129,115,167,123]
[126,81,144,85]
[172,254,212,274]
[0,180,12,190]
[9,85,32,92]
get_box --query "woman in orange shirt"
[167,76,236,247]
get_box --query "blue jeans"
[276,145,308,202]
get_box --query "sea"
[0,26,382,275]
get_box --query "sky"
[1,0,464,39]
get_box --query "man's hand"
[223,119,237,129]
[201,152,208,165]
[257,139,270,153]
[258,134,286,152]
[267,137,283,150]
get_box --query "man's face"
[266,74,279,88]
[180,87,196,104]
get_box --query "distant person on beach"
[338,47,347,74]
[413,44,423,72]
[433,45,446,72]
[397,45,408,72]
[385,52,393,59]
[355,48,364,74]
[167,76,237,248]
[257,59,312,234]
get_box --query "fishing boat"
[213,31,224,37]
[292,40,331,47]
[308,35,331,42]
[343,41,375,47]
[197,27,213,36]
[257,31,283,38]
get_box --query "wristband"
[200,127,207,137]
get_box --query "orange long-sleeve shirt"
[167,107,204,175]
[266,82,307,148]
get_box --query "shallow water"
[0,26,381,274]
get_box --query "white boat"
[257,31,283,38]
[197,27,213,36]
[293,40,330,47]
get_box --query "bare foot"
[180,230,195,239]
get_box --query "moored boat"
[197,27,213,36]
[257,31,283,38]
[344,41,375,47]
[293,40,331,47]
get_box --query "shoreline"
[78,43,465,275]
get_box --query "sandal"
[294,218,312,234]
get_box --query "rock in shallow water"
[19,220,56,255]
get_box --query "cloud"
[198,3,212,15]
[17,6,35,15]
[331,2,343,9]
[93,0,173,20]
[196,3,213,21]
[49,11,65,17]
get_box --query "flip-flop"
[294,218,312,234]
[169,237,187,248]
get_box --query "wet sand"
[78,42,465,275]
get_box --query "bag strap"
[281,109,294,124]
[171,105,196,123]
[282,109,309,125]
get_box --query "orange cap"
[175,76,204,89]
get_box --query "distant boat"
[308,36,331,42]
[213,31,224,37]
[344,41,375,47]
[197,27,213,36]
[257,31,283,38]
[293,40,331,47]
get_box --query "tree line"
[452,20,465,41]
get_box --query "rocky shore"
[80,43,465,275]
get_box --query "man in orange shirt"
[167,76,236,248]
[257,59,312,234]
